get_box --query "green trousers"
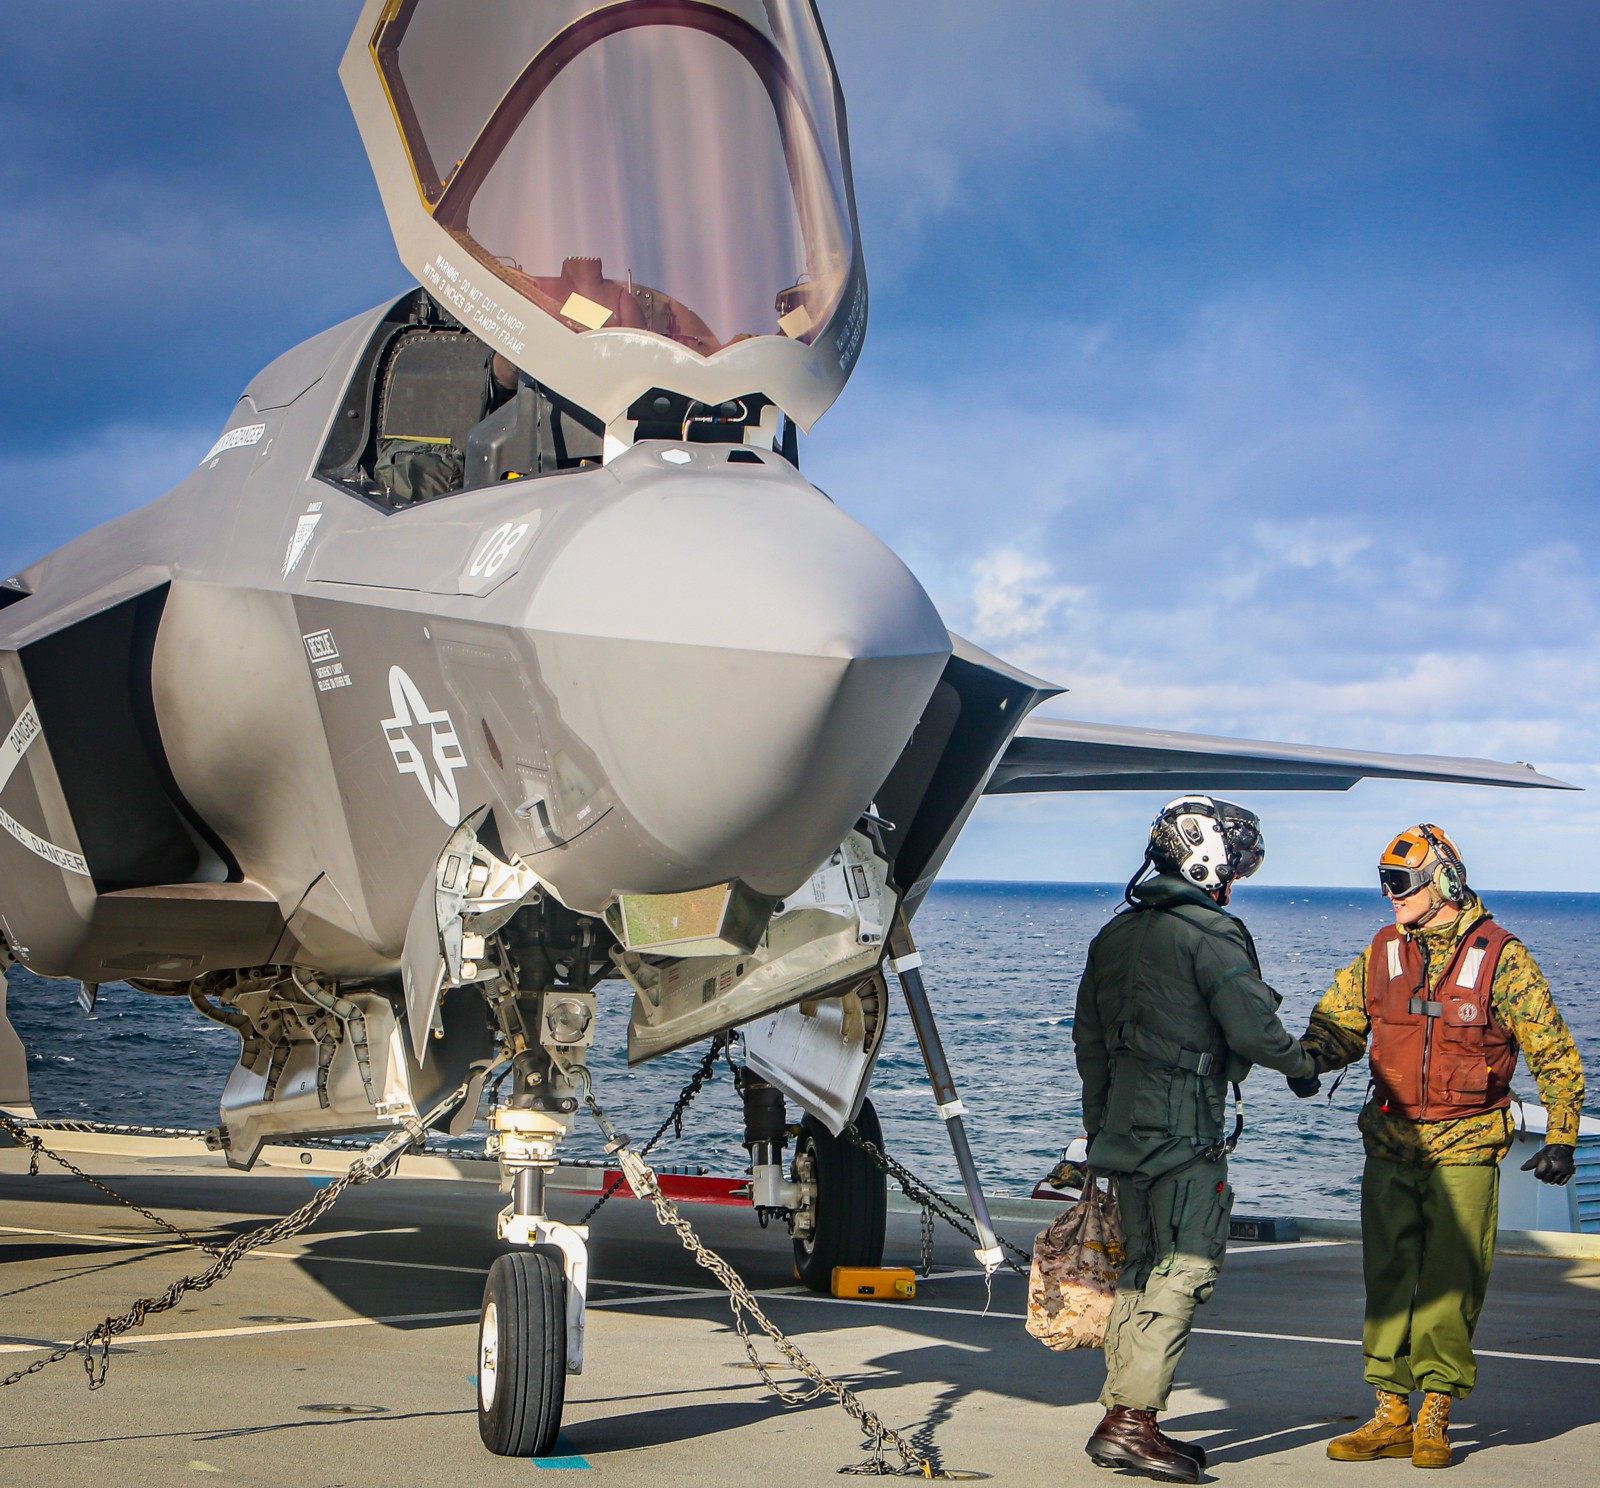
[1360,1157,1499,1399]
[1099,1154,1233,1412]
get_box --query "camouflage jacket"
[1300,893,1586,1166]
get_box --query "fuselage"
[0,296,950,984]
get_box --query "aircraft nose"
[525,459,950,895]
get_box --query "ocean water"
[8,884,1598,1218]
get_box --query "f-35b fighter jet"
[0,0,1570,1458]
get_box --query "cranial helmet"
[1148,795,1265,890]
[1379,824,1466,903]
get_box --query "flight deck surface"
[3,1146,1598,1487]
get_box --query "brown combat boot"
[1327,1388,1414,1461]
[1086,1406,1201,1483]
[1157,1427,1207,1470]
[1412,1392,1453,1469]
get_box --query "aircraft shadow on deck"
[5,1166,1597,1471]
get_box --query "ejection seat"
[315,291,612,506]
[372,329,497,504]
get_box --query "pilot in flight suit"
[1074,795,1317,1484]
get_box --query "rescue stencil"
[203,423,266,462]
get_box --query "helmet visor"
[1227,828,1264,879]
[1218,807,1264,880]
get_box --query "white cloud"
[1248,520,1372,573]
[813,274,1600,886]
[821,2,1140,270]
[968,547,1084,647]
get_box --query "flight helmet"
[1379,824,1466,903]
[1147,795,1265,891]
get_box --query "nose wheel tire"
[792,1095,888,1292]
[477,1246,567,1457]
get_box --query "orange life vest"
[1365,917,1519,1122]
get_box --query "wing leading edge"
[987,716,1576,796]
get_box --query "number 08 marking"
[469,521,530,579]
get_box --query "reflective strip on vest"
[1386,939,1404,980]
[1456,946,1486,987]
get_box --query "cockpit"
[317,289,795,510]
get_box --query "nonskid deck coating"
[2,1146,1598,1487]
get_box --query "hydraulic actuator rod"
[886,913,1004,1271]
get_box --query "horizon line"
[932,878,1600,897]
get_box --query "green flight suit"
[1074,874,1314,1411]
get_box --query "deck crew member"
[1074,796,1318,1484]
[1293,825,1585,1470]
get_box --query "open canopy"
[344,0,867,430]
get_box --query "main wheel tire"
[792,1096,888,1293]
[477,1246,567,1457]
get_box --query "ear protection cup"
[1418,824,1466,901]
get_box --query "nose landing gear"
[478,999,594,1458]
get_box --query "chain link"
[577,1034,727,1225]
[1,1110,224,1258]
[841,1125,1031,1278]
[18,1119,221,1140]
[0,1086,466,1392]
[0,1069,1016,1464]
[573,1072,962,1479]
[918,1205,936,1278]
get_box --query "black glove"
[1286,1044,1322,1099]
[1520,1143,1576,1185]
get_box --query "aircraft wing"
[985,716,1577,796]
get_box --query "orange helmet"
[1378,825,1466,902]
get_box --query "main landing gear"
[791,1099,888,1291]
[737,1067,887,1292]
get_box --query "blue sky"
[2,2,1596,891]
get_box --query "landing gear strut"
[887,913,1004,1271]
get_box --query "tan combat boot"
[1327,1388,1414,1461]
[1412,1392,1452,1469]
